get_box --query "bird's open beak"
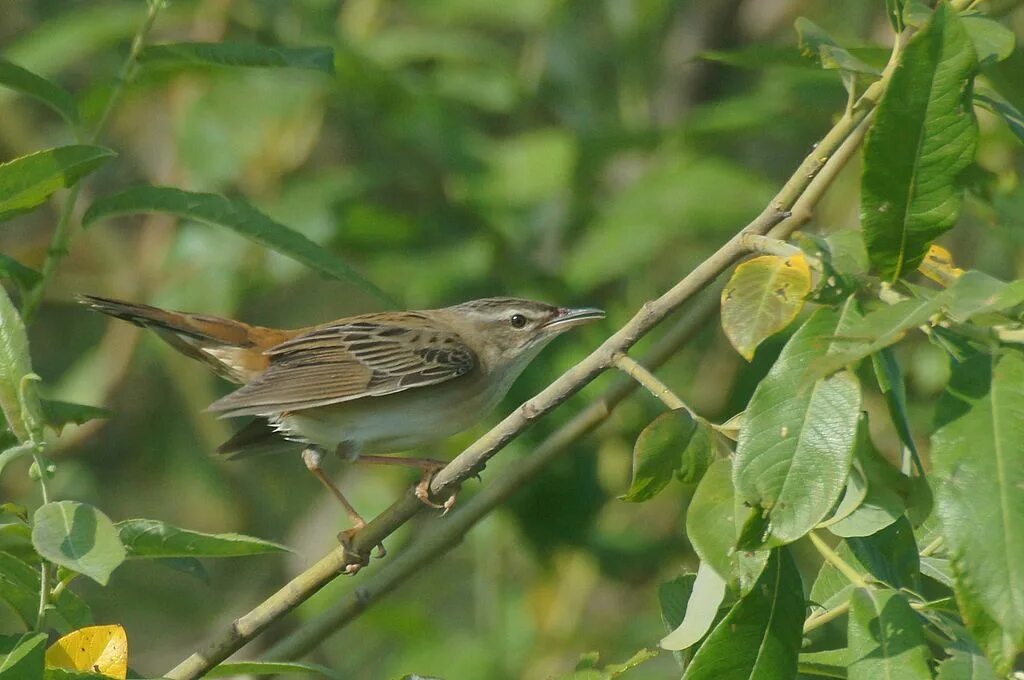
[542,306,605,331]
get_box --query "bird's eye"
[510,313,527,329]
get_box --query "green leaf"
[975,89,1024,144]
[0,254,41,292]
[621,410,695,502]
[885,0,906,33]
[720,254,811,361]
[847,588,931,680]
[40,399,111,434]
[871,348,923,475]
[139,43,335,75]
[961,14,1015,66]
[931,349,1024,669]
[686,458,768,591]
[682,549,804,680]
[83,186,392,303]
[676,421,714,485]
[828,427,908,538]
[0,286,42,443]
[659,561,727,651]
[0,552,92,632]
[31,501,125,585]
[207,661,344,679]
[0,146,115,223]
[734,305,862,547]
[795,18,882,75]
[935,644,998,680]
[0,633,46,678]
[861,3,979,280]
[799,649,848,679]
[0,59,78,125]
[116,518,289,558]
[569,649,660,679]
[939,269,1024,323]
[659,574,696,633]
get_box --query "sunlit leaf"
[45,625,126,680]
[734,304,862,547]
[721,254,811,361]
[0,633,46,678]
[798,648,848,679]
[116,519,289,558]
[871,349,923,475]
[961,14,1015,66]
[32,501,125,585]
[828,425,908,538]
[935,644,997,680]
[939,269,1024,323]
[682,549,803,680]
[795,18,881,75]
[139,43,335,75]
[918,243,964,286]
[0,59,78,125]
[659,561,726,651]
[931,350,1024,672]
[848,588,930,680]
[861,4,978,280]
[0,286,42,443]
[0,146,115,223]
[0,552,92,632]
[207,661,344,679]
[82,186,392,303]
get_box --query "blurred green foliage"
[0,0,1022,678]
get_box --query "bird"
[79,294,604,565]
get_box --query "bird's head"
[441,297,604,370]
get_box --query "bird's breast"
[277,369,508,454]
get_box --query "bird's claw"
[337,524,386,575]
[413,470,458,514]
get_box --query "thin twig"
[809,531,869,589]
[21,0,165,323]
[613,354,690,413]
[165,34,902,680]
[31,451,50,630]
[802,600,851,634]
[919,536,944,558]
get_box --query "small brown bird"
[80,295,603,555]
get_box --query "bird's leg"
[355,455,457,514]
[301,446,384,574]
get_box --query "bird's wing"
[208,316,477,417]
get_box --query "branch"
[613,354,690,413]
[165,39,896,680]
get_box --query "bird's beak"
[542,306,605,331]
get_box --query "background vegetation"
[1,0,1023,678]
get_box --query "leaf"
[682,549,804,680]
[82,186,391,303]
[0,254,42,291]
[569,649,660,679]
[0,59,78,125]
[733,305,862,547]
[871,349,923,475]
[931,349,1024,668]
[939,269,1024,323]
[960,14,1015,66]
[885,0,906,33]
[935,644,998,680]
[918,243,964,286]
[32,501,125,586]
[676,421,714,485]
[40,400,111,434]
[115,519,289,558]
[720,254,811,361]
[620,410,695,502]
[828,427,908,538]
[139,43,335,75]
[975,89,1024,144]
[686,458,768,591]
[45,625,127,680]
[0,552,92,632]
[861,3,979,280]
[0,285,42,443]
[817,457,868,529]
[659,574,696,633]
[0,146,115,223]
[0,633,46,678]
[847,588,931,680]
[659,561,727,651]
[795,18,882,75]
[798,649,848,678]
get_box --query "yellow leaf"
[45,625,128,679]
[918,244,963,286]
[721,254,812,360]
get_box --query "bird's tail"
[77,294,287,383]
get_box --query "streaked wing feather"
[208,318,476,417]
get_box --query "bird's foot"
[337,522,386,575]
[413,464,457,515]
